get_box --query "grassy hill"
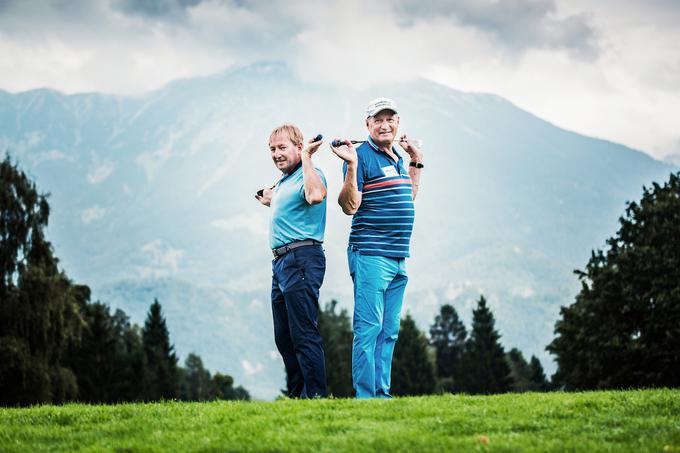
[0,389,678,452]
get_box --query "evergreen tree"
[0,156,83,406]
[392,314,436,396]
[529,355,549,391]
[429,304,467,391]
[142,299,178,400]
[213,373,250,401]
[317,300,353,397]
[505,348,534,392]
[548,173,680,389]
[69,302,117,403]
[110,309,145,401]
[458,296,512,394]
[179,353,216,401]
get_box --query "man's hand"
[398,134,422,161]
[255,186,273,207]
[303,136,323,159]
[330,139,358,166]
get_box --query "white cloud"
[137,239,184,277]
[87,161,115,184]
[81,205,108,224]
[0,0,678,159]
[241,359,264,376]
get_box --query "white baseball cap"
[366,97,398,118]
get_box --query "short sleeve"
[315,168,328,188]
[342,157,365,192]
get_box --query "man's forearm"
[408,153,423,200]
[301,154,326,205]
[409,166,421,200]
[338,162,362,215]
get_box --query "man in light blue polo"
[331,97,424,398]
[256,124,328,398]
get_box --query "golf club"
[331,138,423,148]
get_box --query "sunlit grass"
[0,389,678,452]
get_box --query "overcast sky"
[1,0,678,160]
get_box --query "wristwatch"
[409,161,424,168]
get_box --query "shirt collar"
[367,136,402,161]
[280,160,302,181]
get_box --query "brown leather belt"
[272,239,321,259]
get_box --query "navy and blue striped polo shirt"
[342,137,414,258]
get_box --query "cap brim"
[367,108,398,118]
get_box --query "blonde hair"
[269,124,304,147]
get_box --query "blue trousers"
[348,246,408,398]
[271,244,327,398]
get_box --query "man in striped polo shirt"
[331,97,424,398]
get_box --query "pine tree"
[180,353,216,401]
[505,348,534,392]
[110,309,145,401]
[317,300,353,397]
[548,172,680,389]
[429,304,467,391]
[142,299,178,401]
[69,302,117,403]
[392,314,436,396]
[529,355,549,391]
[458,296,512,394]
[0,156,83,406]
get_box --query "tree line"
[3,155,679,404]
[0,156,249,406]
[319,296,549,397]
[320,171,680,395]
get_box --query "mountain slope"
[1,62,675,398]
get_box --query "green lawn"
[1,389,678,452]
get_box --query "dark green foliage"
[0,157,249,404]
[505,349,548,392]
[317,300,353,397]
[529,355,549,391]
[548,172,680,389]
[392,314,436,396]
[69,302,117,402]
[506,348,533,392]
[142,299,179,400]
[457,296,512,394]
[179,353,216,401]
[429,304,467,392]
[0,156,83,406]
[212,373,250,401]
[68,303,146,403]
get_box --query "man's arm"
[302,138,326,205]
[331,140,362,215]
[399,135,423,201]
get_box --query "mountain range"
[1,62,675,399]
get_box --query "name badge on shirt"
[381,166,398,177]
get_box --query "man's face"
[366,110,399,147]
[269,132,302,173]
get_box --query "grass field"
[0,389,678,452]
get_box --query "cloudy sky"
[1,0,678,160]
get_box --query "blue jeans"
[348,246,408,398]
[271,244,327,398]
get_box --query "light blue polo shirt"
[270,162,327,249]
